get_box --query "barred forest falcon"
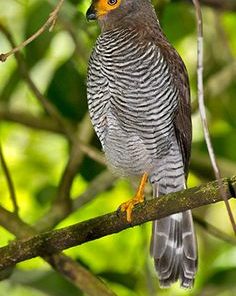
[86,0,198,288]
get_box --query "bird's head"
[86,0,122,21]
[86,0,155,30]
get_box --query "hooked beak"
[86,4,97,21]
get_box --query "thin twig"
[191,150,236,180]
[35,170,116,232]
[0,175,236,270]
[191,60,236,113]
[0,0,65,62]
[73,170,117,210]
[0,24,106,165]
[47,254,117,296]
[0,103,105,166]
[34,114,94,231]
[192,0,236,234]
[2,105,236,182]
[56,115,93,202]
[0,106,65,134]
[0,143,18,215]
[48,170,115,229]
[194,215,236,245]
[0,24,75,141]
[77,141,106,165]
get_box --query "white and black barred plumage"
[87,0,197,288]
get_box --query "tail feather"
[150,211,197,288]
[181,210,198,287]
[149,150,197,288]
[160,219,180,284]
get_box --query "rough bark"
[0,175,235,271]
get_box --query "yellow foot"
[120,172,148,222]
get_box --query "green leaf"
[80,135,105,181]
[35,184,57,206]
[46,60,87,121]
[161,3,195,43]
[99,271,138,290]
[24,1,54,67]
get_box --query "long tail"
[150,186,197,288]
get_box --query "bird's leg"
[120,172,148,222]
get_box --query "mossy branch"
[0,176,235,271]
[0,206,116,296]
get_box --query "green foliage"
[46,59,87,121]
[10,269,83,296]
[24,1,54,67]
[0,0,236,295]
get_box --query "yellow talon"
[120,172,148,222]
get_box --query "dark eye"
[108,0,117,5]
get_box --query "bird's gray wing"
[173,61,192,177]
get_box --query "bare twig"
[0,23,105,169]
[0,143,18,215]
[205,61,236,99]
[194,215,236,245]
[192,0,236,234]
[14,55,75,140]
[0,175,236,270]
[47,254,116,296]
[34,114,94,231]
[191,61,236,113]
[191,150,236,180]
[0,0,65,62]
[0,24,106,168]
[0,24,75,141]
[0,103,105,166]
[35,169,116,232]
[57,114,93,202]
[77,142,106,165]
[0,106,65,134]
[73,170,117,210]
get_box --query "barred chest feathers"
[87,27,179,176]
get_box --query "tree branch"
[0,144,18,215]
[46,254,116,296]
[34,114,94,231]
[0,105,64,134]
[0,24,75,141]
[0,175,235,271]
[56,114,94,203]
[73,170,117,210]
[0,205,116,296]
[194,215,236,245]
[0,0,65,62]
[191,61,236,113]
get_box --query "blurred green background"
[0,0,236,295]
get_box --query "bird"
[86,0,197,288]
